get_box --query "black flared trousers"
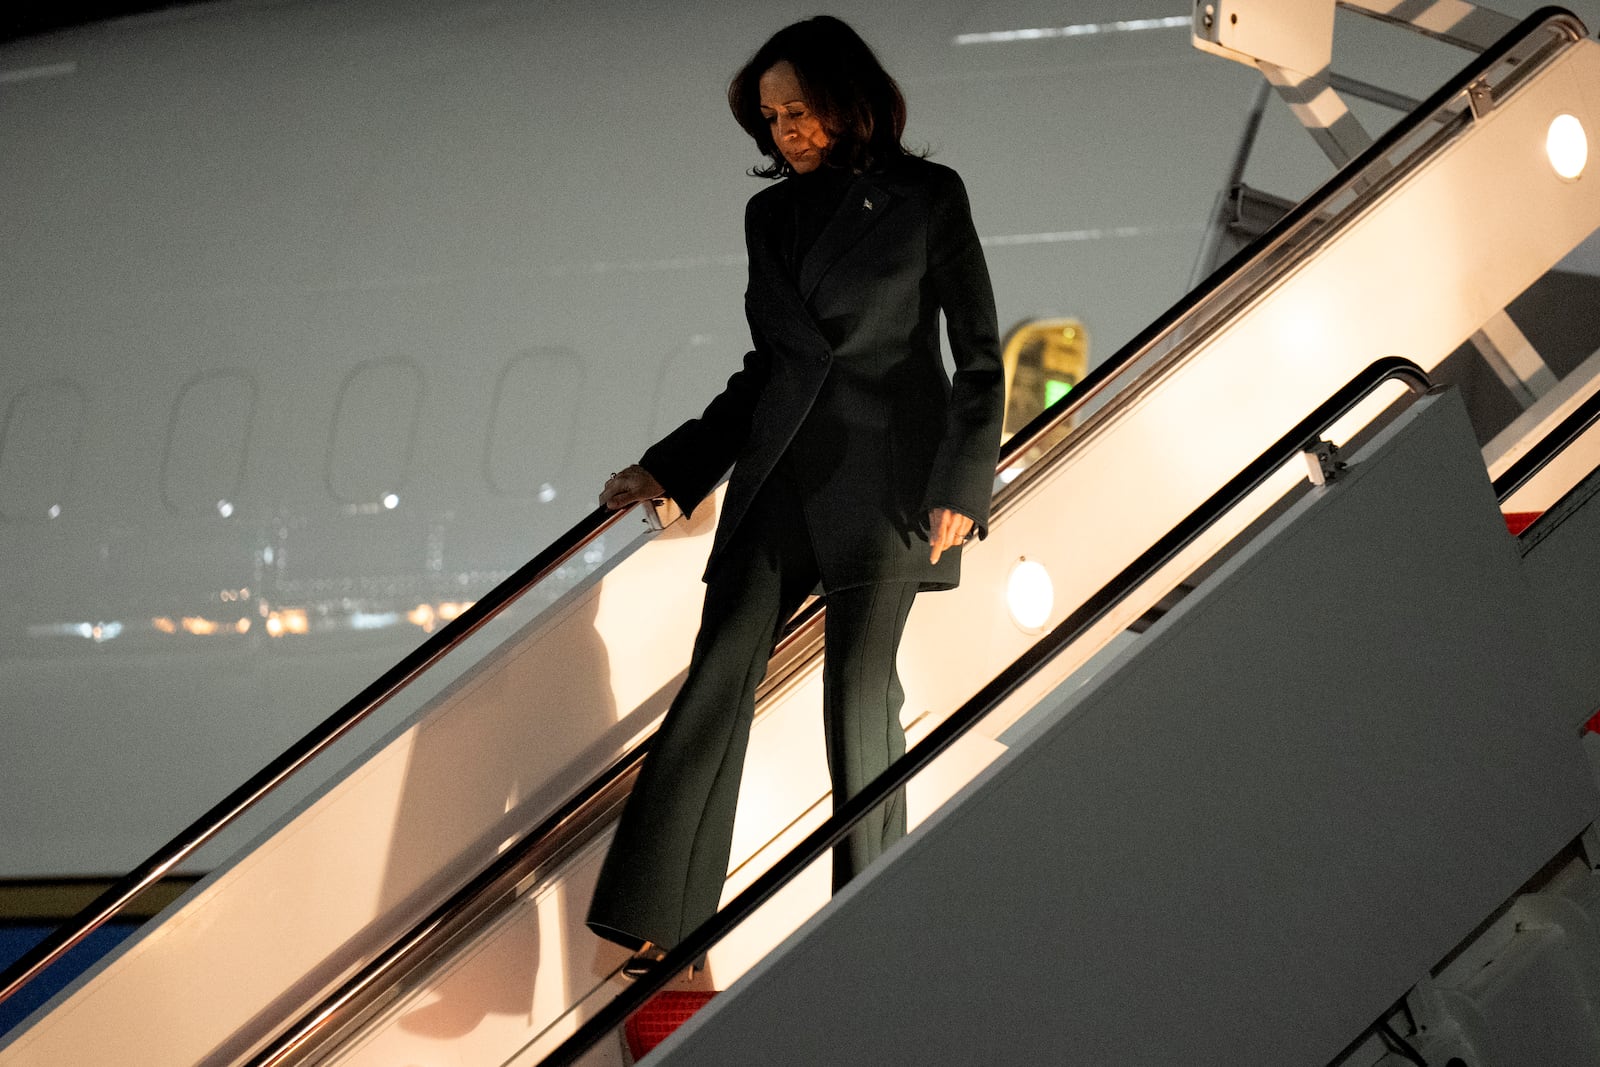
[586,459,917,952]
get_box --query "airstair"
[3,7,1599,1065]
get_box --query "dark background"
[4,2,217,44]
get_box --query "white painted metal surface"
[1192,0,1337,79]
[1491,348,1600,512]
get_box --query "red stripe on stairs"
[625,989,718,1061]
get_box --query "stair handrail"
[535,357,1435,1066]
[993,6,1585,484]
[1491,382,1600,502]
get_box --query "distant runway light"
[956,16,1189,45]
[981,224,1194,248]
[217,500,235,518]
[0,62,78,84]
[47,504,61,519]
[538,483,558,503]
[1547,114,1588,180]
[382,493,400,510]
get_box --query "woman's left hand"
[927,507,974,564]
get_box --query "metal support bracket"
[1304,438,1346,485]
[1466,77,1495,119]
[1193,0,1520,166]
[1259,62,1376,167]
[1336,0,1518,53]
[643,496,681,531]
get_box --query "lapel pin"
[863,198,874,211]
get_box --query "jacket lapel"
[745,205,834,360]
[797,175,894,303]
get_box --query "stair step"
[1505,511,1542,535]
[625,990,718,1062]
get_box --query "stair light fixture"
[1006,558,1054,633]
[1547,114,1587,181]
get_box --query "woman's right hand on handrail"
[600,465,665,510]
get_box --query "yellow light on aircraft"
[1006,558,1054,633]
[1000,317,1089,439]
[1547,114,1588,180]
[265,609,308,637]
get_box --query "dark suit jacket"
[640,157,1004,592]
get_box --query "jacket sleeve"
[920,167,1005,538]
[638,198,773,517]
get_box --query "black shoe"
[621,941,667,980]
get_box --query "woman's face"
[758,61,830,174]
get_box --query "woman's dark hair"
[728,16,915,178]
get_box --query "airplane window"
[0,382,84,523]
[648,336,724,446]
[160,371,256,517]
[327,360,424,506]
[483,347,584,499]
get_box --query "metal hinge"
[1466,79,1494,119]
[1303,439,1345,486]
